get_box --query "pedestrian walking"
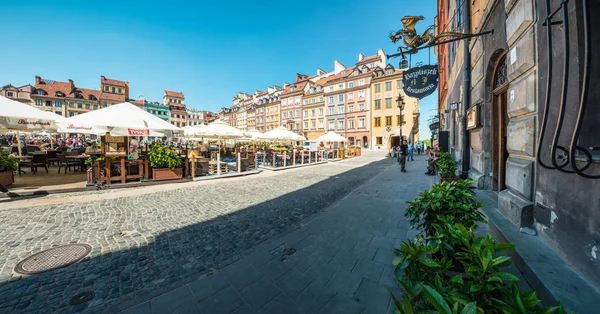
[399,140,408,172]
[416,142,421,155]
[408,142,414,161]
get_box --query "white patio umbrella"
[243,129,267,140]
[191,120,244,139]
[264,126,306,141]
[183,125,206,137]
[0,96,62,131]
[317,131,347,143]
[55,102,182,137]
[0,96,63,155]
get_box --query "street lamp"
[396,93,405,142]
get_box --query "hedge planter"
[153,168,182,181]
[0,170,14,186]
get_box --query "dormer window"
[36,89,45,95]
[88,95,96,100]
[317,86,322,91]
[310,87,315,93]
[354,69,359,75]
[387,70,393,75]
[369,63,375,68]
[55,91,64,97]
[290,85,296,92]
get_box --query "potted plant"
[148,143,183,181]
[436,151,458,182]
[0,151,18,186]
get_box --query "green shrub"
[147,143,183,169]
[436,151,458,179]
[405,179,485,236]
[0,150,18,172]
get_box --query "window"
[304,110,308,117]
[118,88,122,93]
[104,86,109,91]
[112,87,116,93]
[304,121,309,129]
[376,137,383,145]
[93,105,98,110]
[311,109,316,116]
[282,99,287,106]
[319,120,324,128]
[55,111,62,116]
[329,121,335,130]
[385,81,392,91]
[369,63,375,68]
[349,105,354,113]
[111,102,115,106]
[329,86,334,92]
[178,100,182,104]
[385,98,393,108]
[348,82,354,88]
[54,101,62,107]
[348,93,354,100]
[374,117,381,127]
[295,110,300,117]
[358,79,365,86]
[329,96,334,103]
[289,111,293,118]
[85,104,90,109]
[7,92,13,97]
[304,100,308,105]
[348,119,354,129]
[338,106,344,114]
[397,80,403,89]
[77,103,83,108]
[359,90,365,98]
[69,112,75,117]
[338,120,344,129]
[295,96,300,104]
[311,98,316,104]
[103,101,108,107]
[36,90,45,95]
[329,107,335,115]
[374,84,381,93]
[385,116,392,126]
[171,114,175,118]
[358,118,365,128]
[35,99,43,106]
[311,121,316,129]
[319,108,324,115]
[374,100,381,110]
[387,69,393,75]
[359,104,365,111]
[338,84,343,90]
[319,97,324,102]
[338,94,344,102]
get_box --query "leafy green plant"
[147,143,183,169]
[436,151,458,179]
[405,179,485,235]
[0,150,18,172]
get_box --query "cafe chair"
[57,153,81,174]
[19,154,48,175]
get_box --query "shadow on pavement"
[0,156,396,313]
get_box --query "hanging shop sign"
[402,65,439,99]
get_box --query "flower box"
[153,168,182,181]
[0,170,14,186]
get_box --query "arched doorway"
[492,53,509,191]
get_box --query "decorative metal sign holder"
[537,0,599,179]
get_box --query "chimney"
[68,79,75,92]
[377,48,387,65]
[334,60,346,75]
[316,68,326,76]
[35,76,41,85]
[295,73,302,82]
[358,53,364,61]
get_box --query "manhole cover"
[70,291,95,305]
[14,244,92,275]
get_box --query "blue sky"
[1,0,437,138]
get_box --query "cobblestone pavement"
[121,153,433,314]
[0,151,403,313]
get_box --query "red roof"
[68,87,101,100]
[99,92,126,102]
[169,102,186,109]
[281,80,309,96]
[165,90,184,98]
[33,79,72,98]
[359,55,380,64]
[101,76,127,87]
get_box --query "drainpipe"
[461,1,471,179]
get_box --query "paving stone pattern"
[119,154,433,314]
[0,151,432,313]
